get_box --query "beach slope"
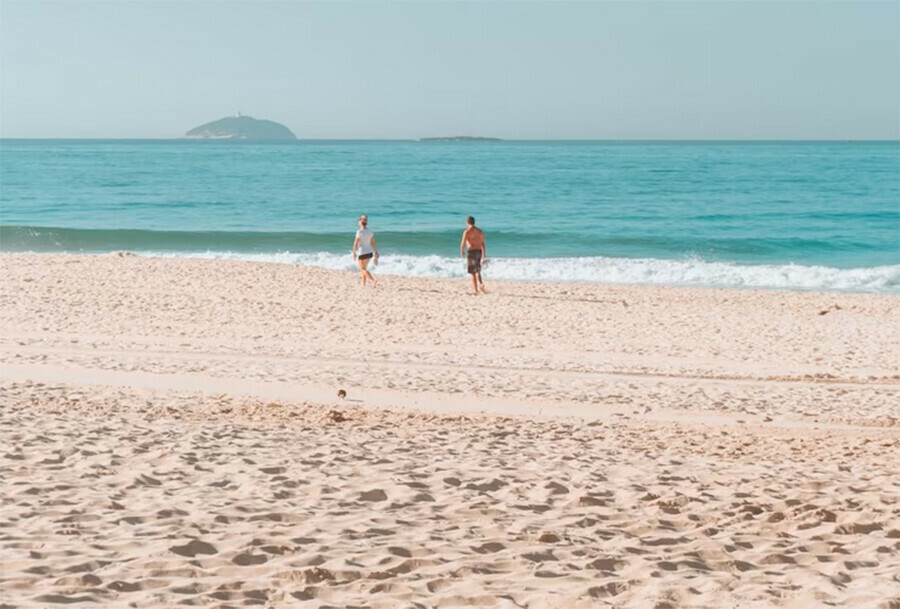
[1,253,898,608]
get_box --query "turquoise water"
[1,139,898,291]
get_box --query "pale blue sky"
[1,1,897,139]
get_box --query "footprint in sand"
[34,594,98,604]
[107,580,143,592]
[522,550,557,562]
[587,557,624,571]
[169,540,218,557]
[359,489,387,502]
[587,582,629,598]
[232,552,268,566]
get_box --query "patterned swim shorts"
[467,249,482,274]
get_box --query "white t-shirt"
[356,228,375,255]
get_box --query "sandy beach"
[1,253,898,608]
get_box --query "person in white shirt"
[351,214,379,287]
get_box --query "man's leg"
[470,273,479,294]
[477,272,485,293]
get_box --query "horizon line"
[2,137,898,143]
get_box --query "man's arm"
[481,232,486,261]
[460,229,469,257]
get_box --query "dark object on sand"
[337,389,347,399]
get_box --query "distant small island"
[185,114,297,140]
[419,136,502,142]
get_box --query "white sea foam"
[142,250,900,293]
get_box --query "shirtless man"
[460,216,486,294]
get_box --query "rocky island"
[185,115,296,140]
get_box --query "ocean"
[1,139,898,292]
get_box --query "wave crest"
[141,250,900,293]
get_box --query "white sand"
[1,253,898,608]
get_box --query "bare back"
[463,226,485,250]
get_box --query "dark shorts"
[467,249,482,274]
[358,252,373,261]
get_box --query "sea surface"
[1,139,898,292]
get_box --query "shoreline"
[1,252,898,608]
[2,249,898,294]
[2,252,898,402]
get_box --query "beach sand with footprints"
[1,253,898,608]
